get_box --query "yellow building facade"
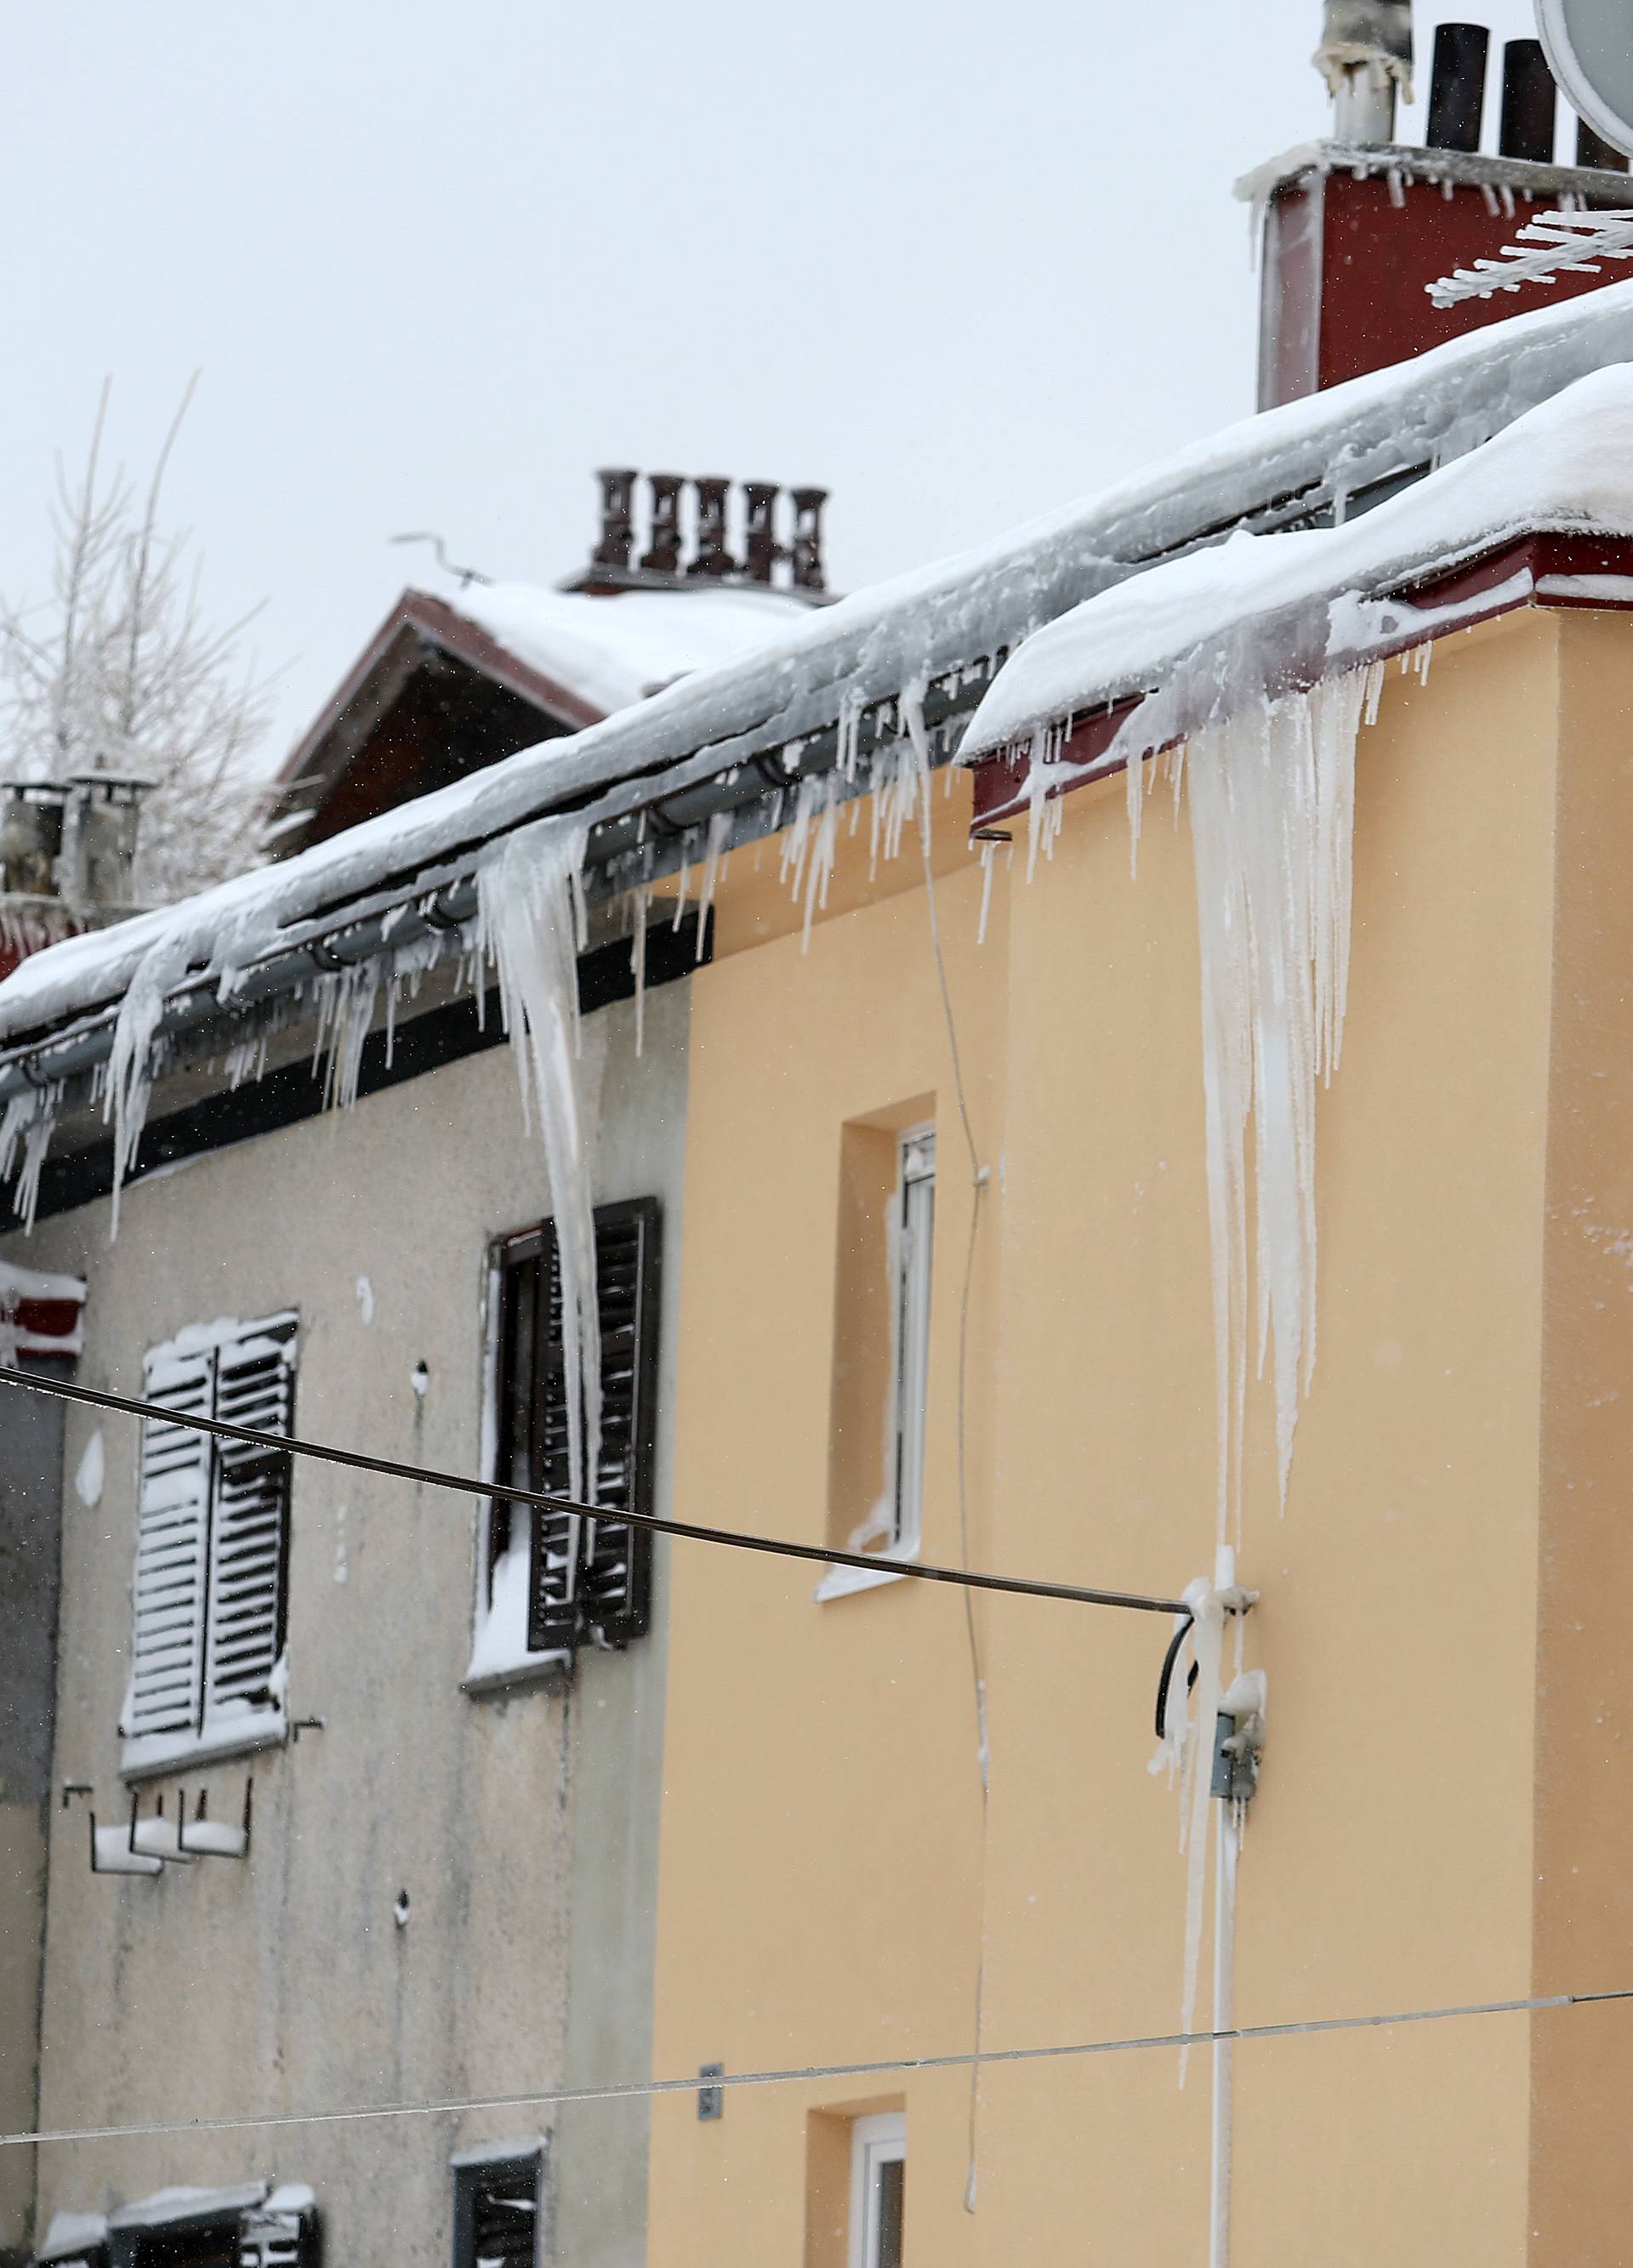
[646,602,1633,2268]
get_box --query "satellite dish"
[1537,0,1633,158]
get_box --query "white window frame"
[848,2112,905,2268]
[890,1127,936,1555]
[816,1125,936,1603]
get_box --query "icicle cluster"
[1153,668,1377,1537]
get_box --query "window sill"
[461,1651,573,1701]
[120,1714,286,1784]
[813,1555,917,1603]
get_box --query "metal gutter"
[9,274,1633,1103]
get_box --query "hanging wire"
[4,1983,1629,2151]
[0,1367,1188,1617]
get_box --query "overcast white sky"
[0,0,1544,764]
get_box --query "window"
[890,1129,936,1555]
[467,1200,660,1685]
[849,2113,905,2268]
[120,1312,297,1776]
[822,1117,936,1598]
[96,2186,317,2268]
[451,2146,543,2268]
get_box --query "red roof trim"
[967,531,1633,835]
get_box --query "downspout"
[1208,1648,1267,2268]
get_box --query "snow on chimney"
[568,474,831,600]
[1249,6,1631,410]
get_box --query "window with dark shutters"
[452,2152,542,2268]
[492,1198,659,1657]
[121,1313,297,1774]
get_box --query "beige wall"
[648,610,1583,2267]
[9,979,686,2267]
[1529,609,1633,2265]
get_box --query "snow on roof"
[439,580,815,717]
[106,2184,269,2230]
[959,363,1633,772]
[6,277,1633,1053]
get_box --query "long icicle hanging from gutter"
[1179,668,1375,1538]
[474,816,601,1509]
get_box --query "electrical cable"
[905,693,991,2212]
[6,1984,1630,2151]
[0,1367,1188,1618]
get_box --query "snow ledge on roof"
[959,363,1633,773]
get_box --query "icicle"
[801,776,840,950]
[630,885,650,1058]
[312,961,381,1112]
[976,840,998,947]
[1182,673,1365,1536]
[475,816,601,1507]
[697,810,733,958]
[0,1084,61,1231]
[671,837,691,934]
[103,935,191,1236]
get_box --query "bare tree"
[0,377,277,904]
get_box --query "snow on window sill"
[461,1651,572,1701]
[120,1709,286,1785]
[813,1553,917,1603]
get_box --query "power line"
[0,1367,1188,1618]
[6,1984,1629,2151]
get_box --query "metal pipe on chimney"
[1425,21,1488,152]
[743,484,781,584]
[1315,0,1414,142]
[591,469,638,571]
[687,479,736,579]
[1499,39,1556,162]
[1576,115,1630,171]
[789,489,828,594]
[640,475,685,576]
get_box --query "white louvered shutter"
[124,1340,217,1742]
[203,1314,297,1735]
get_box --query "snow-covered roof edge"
[959,365,1633,778]
[8,276,1633,1057]
[1234,137,1633,211]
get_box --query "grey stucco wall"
[0,1374,66,2262]
[6,977,686,2267]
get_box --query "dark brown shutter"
[470,2175,537,2268]
[520,1197,660,1654]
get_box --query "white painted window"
[119,1312,297,1777]
[890,1128,936,1554]
[849,2112,905,2268]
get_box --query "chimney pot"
[1316,0,1413,142]
[640,475,685,576]
[789,488,828,594]
[687,478,737,579]
[1426,22,1488,153]
[742,484,781,584]
[63,773,151,912]
[591,468,638,572]
[1499,39,1556,162]
[1576,115,1630,170]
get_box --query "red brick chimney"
[1249,9,1631,409]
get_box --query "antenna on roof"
[1427,207,1633,304]
[390,531,492,588]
